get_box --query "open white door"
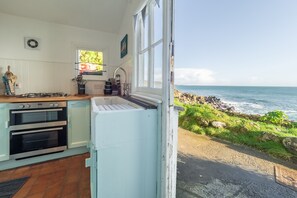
[131,0,177,197]
[161,0,178,197]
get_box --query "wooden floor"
[0,153,90,198]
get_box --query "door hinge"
[170,41,175,85]
[170,71,174,84]
[170,41,175,57]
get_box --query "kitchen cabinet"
[0,103,9,161]
[67,100,90,148]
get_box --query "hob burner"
[17,92,68,98]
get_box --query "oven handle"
[11,108,63,114]
[11,127,63,136]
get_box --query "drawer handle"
[11,108,63,114]
[11,127,63,136]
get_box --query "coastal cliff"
[174,89,262,121]
[174,89,297,163]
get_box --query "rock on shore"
[283,137,297,155]
[174,89,262,121]
[174,89,235,112]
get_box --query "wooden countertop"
[0,95,105,103]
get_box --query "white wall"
[117,0,146,94]
[0,12,119,95]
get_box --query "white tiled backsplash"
[0,58,106,95]
[0,57,133,96]
[0,58,76,95]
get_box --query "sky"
[175,0,297,86]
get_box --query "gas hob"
[17,92,68,98]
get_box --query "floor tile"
[0,153,90,198]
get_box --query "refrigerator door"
[94,109,158,198]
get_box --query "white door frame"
[161,0,177,197]
[131,0,177,197]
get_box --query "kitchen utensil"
[3,65,17,95]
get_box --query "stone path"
[177,128,297,198]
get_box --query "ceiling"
[0,0,130,33]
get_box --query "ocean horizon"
[176,85,297,121]
[176,85,297,88]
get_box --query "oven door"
[10,107,67,131]
[10,126,67,159]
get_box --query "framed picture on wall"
[121,34,128,58]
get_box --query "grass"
[175,99,297,161]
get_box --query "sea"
[176,85,297,121]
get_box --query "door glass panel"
[22,131,58,151]
[144,52,149,87]
[22,112,46,123]
[21,111,58,124]
[154,43,163,88]
[154,0,163,42]
[143,12,149,50]
[138,53,144,87]
[138,52,149,87]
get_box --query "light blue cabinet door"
[95,109,158,198]
[67,100,90,148]
[0,104,9,161]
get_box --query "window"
[77,50,104,75]
[77,49,106,80]
[135,0,163,91]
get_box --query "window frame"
[75,47,108,81]
[134,0,163,95]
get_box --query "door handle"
[11,127,63,136]
[68,115,71,126]
[5,121,9,128]
[11,108,63,114]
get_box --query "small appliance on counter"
[77,84,86,95]
[104,79,112,95]
[104,76,122,96]
[114,74,121,96]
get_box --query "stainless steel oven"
[10,102,67,131]
[9,101,68,159]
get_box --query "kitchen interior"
[0,0,178,198]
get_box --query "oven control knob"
[18,105,25,109]
[25,104,31,108]
[53,103,59,107]
[49,103,54,107]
